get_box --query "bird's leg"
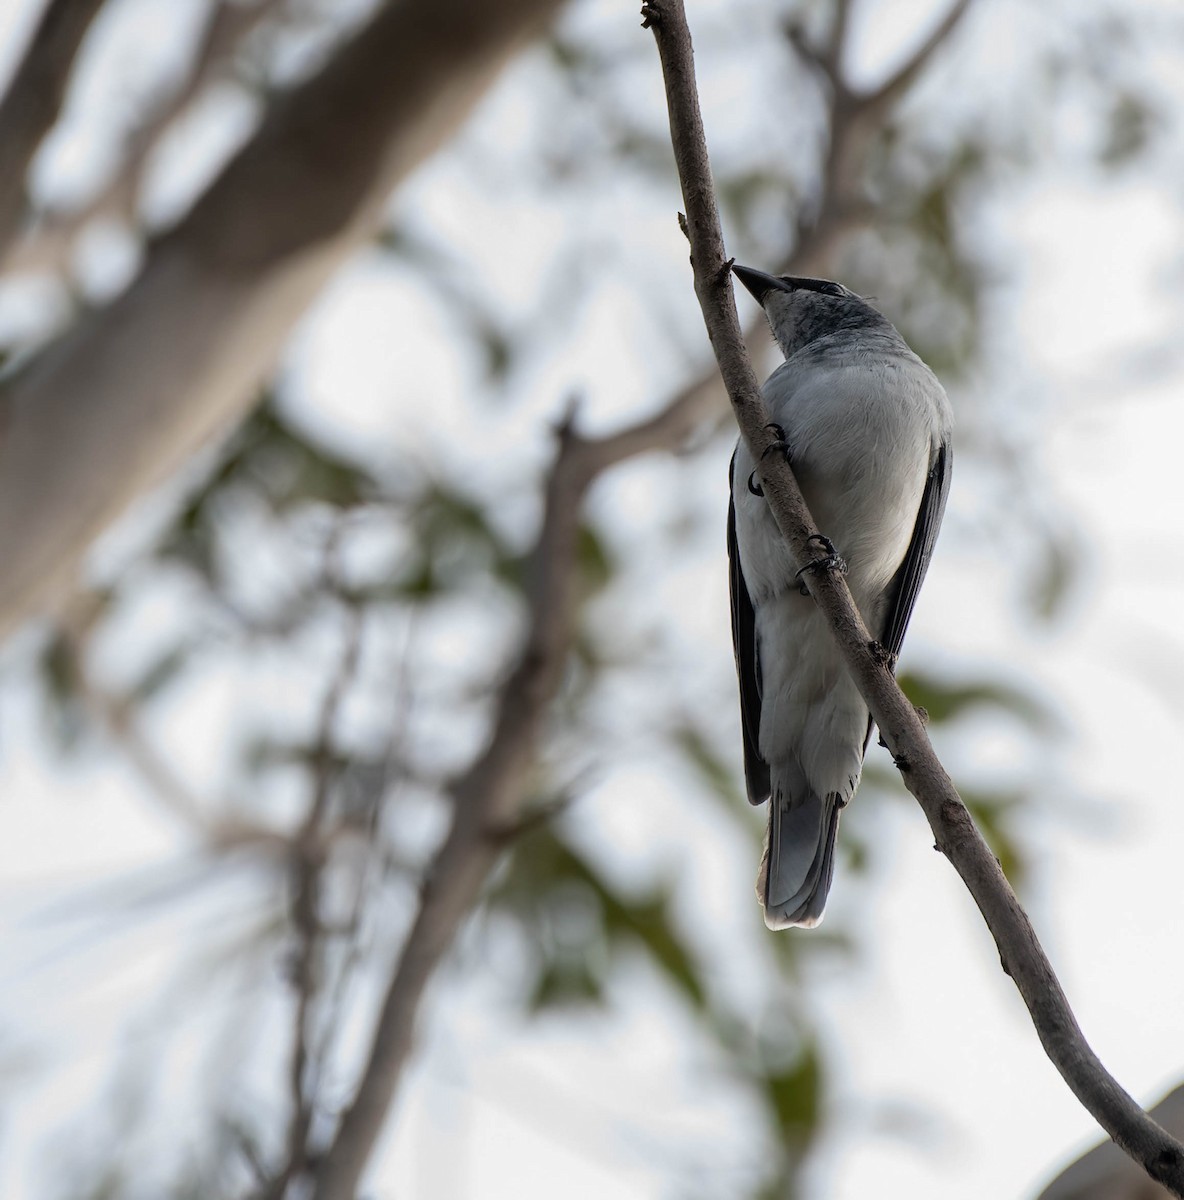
[747,424,793,497]
[796,533,848,582]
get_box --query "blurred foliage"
[495,823,707,1014]
[2,0,1170,1197]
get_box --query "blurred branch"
[55,590,359,863]
[860,0,974,115]
[794,0,974,266]
[265,586,363,1199]
[309,408,595,1197]
[56,605,288,854]
[783,0,852,100]
[2,0,289,276]
[643,2,1184,1197]
[0,0,108,260]
[0,0,567,638]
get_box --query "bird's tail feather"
[757,783,842,929]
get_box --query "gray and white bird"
[728,265,952,929]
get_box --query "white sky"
[2,1,1184,1198]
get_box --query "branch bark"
[0,0,566,638]
[642,0,1184,1195]
[0,0,108,258]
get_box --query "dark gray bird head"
[732,264,893,359]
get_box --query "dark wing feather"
[728,452,771,805]
[862,439,951,753]
[879,438,952,661]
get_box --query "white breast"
[733,353,947,608]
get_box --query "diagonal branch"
[643,0,1184,1196]
[858,0,974,115]
[0,0,108,259]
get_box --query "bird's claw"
[796,534,847,580]
[749,425,792,498]
[761,423,792,463]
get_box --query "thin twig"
[643,1,1184,1195]
[265,577,364,1199]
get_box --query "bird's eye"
[820,282,844,297]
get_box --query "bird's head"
[731,264,889,359]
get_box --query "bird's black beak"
[731,264,791,305]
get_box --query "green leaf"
[129,645,191,705]
[575,521,615,593]
[762,1039,822,1144]
[898,671,1054,731]
[528,959,606,1012]
[671,721,747,812]
[1098,92,1156,168]
[496,826,708,1014]
[38,634,87,753]
[1024,529,1078,623]
[961,787,1026,886]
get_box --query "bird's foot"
[796,534,847,581]
[761,423,793,463]
[748,426,793,497]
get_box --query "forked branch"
[643,0,1184,1194]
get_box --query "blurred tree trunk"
[0,0,565,635]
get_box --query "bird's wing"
[728,451,771,806]
[879,437,952,661]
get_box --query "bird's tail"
[757,779,843,929]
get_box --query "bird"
[728,264,952,929]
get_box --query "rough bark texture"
[0,0,566,635]
[643,0,1184,1195]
